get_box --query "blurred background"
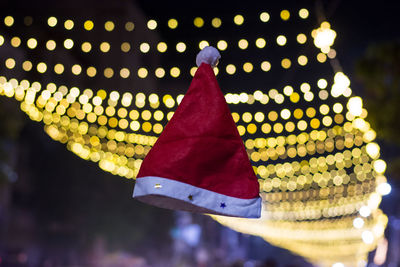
[0,0,399,266]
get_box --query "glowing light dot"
[254,112,265,122]
[283,86,293,96]
[280,10,290,20]
[4,16,14,27]
[86,66,97,77]
[261,61,271,72]
[281,58,291,69]
[217,40,228,51]
[170,67,180,78]
[120,68,130,78]
[155,67,165,78]
[100,42,110,53]
[104,21,115,31]
[366,142,380,159]
[317,53,327,63]
[313,22,337,50]
[84,20,94,31]
[353,218,364,229]
[332,263,344,267]
[296,33,307,44]
[104,68,114,78]
[317,78,328,89]
[130,121,140,131]
[155,42,166,53]
[147,19,157,30]
[194,17,204,28]
[168,18,178,29]
[243,62,253,73]
[328,49,337,58]
[121,42,131,52]
[333,103,343,113]
[226,64,236,75]
[299,8,309,19]
[176,42,186,52]
[377,182,391,195]
[234,14,244,25]
[211,17,222,28]
[22,61,32,71]
[64,20,74,30]
[10,37,22,49]
[347,97,363,117]
[300,83,310,93]
[297,55,308,66]
[260,12,270,22]
[256,38,266,48]
[64,39,74,49]
[5,58,16,69]
[277,35,287,46]
[71,64,82,75]
[238,39,248,49]
[269,89,278,99]
[27,38,37,49]
[125,22,134,31]
[374,159,387,174]
[281,109,291,119]
[359,206,371,217]
[46,40,56,50]
[362,231,374,244]
[54,63,64,74]
[37,62,47,73]
[199,40,209,50]
[47,16,57,27]
[242,112,252,123]
[138,68,148,78]
[81,42,92,53]
[140,43,150,53]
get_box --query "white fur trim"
[196,46,221,67]
[133,176,261,218]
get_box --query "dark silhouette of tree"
[355,41,400,180]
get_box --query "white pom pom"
[196,46,221,67]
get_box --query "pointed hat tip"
[196,46,221,68]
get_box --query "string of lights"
[0,6,390,266]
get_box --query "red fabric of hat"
[133,46,261,218]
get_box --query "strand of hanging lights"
[0,5,390,266]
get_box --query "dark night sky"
[1,0,400,264]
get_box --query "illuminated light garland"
[0,9,388,266]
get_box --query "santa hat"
[133,46,261,218]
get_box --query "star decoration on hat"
[220,202,226,208]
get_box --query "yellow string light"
[0,10,388,266]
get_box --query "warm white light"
[366,142,380,159]
[347,97,363,117]
[331,72,350,97]
[353,218,364,229]
[374,159,387,174]
[313,22,336,51]
[317,78,328,89]
[377,182,391,196]
[359,206,371,217]
[332,262,344,267]
[334,72,350,88]
[361,230,374,244]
